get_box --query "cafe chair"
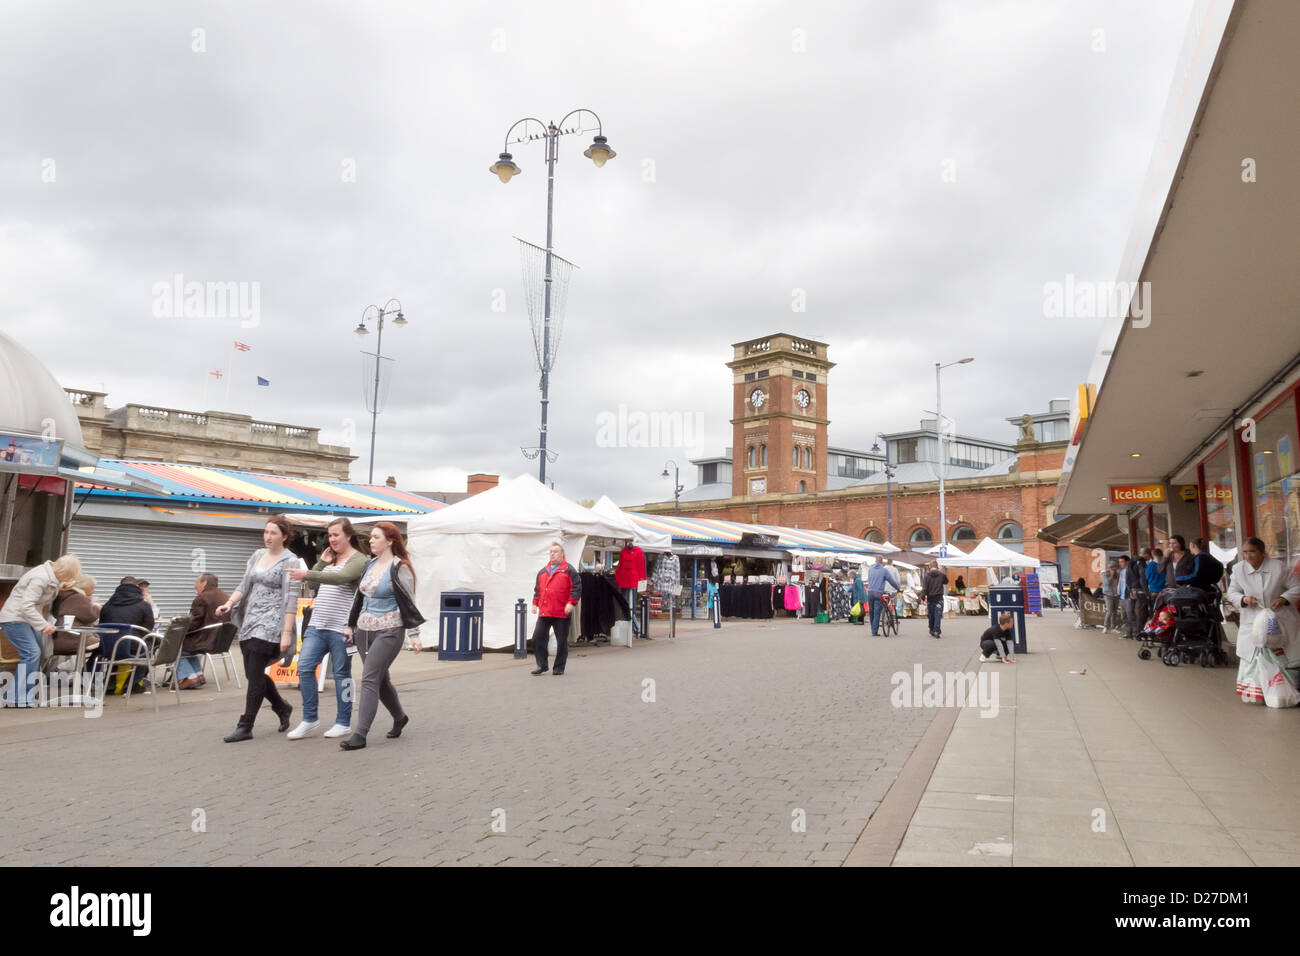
[190,621,241,691]
[95,620,187,713]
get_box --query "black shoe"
[223,724,253,743]
[276,704,293,733]
[386,714,409,739]
[531,668,548,676]
[339,734,367,751]
[553,669,564,676]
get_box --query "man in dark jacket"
[1177,538,1225,593]
[922,564,948,638]
[530,541,583,676]
[97,577,156,657]
[178,573,230,689]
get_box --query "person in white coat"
[1226,536,1300,703]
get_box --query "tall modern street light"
[935,357,974,555]
[661,460,684,515]
[871,434,897,543]
[489,108,615,484]
[354,298,406,485]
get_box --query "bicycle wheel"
[884,606,898,636]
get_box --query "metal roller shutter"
[68,519,263,621]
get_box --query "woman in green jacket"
[285,517,367,739]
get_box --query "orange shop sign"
[1110,484,1165,504]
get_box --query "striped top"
[304,552,366,633]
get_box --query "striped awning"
[628,512,890,554]
[75,460,445,515]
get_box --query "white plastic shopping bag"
[1258,649,1300,709]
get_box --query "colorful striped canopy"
[627,511,890,553]
[75,460,445,515]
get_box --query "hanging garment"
[614,545,647,588]
[829,582,852,621]
[578,572,631,638]
[784,584,803,611]
[651,553,682,595]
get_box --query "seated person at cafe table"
[178,573,230,689]
[50,574,99,656]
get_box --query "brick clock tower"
[727,333,834,498]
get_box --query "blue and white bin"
[438,589,484,661]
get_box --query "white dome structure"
[0,330,85,450]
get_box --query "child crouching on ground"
[979,612,1017,663]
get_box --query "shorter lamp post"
[871,436,896,543]
[354,298,407,485]
[661,460,683,515]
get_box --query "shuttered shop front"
[69,518,263,620]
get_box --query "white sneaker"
[287,720,320,740]
[979,654,992,662]
[323,723,351,738]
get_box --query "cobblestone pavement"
[1,615,979,866]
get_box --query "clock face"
[796,388,811,409]
[749,388,766,410]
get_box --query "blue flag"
[256,376,270,386]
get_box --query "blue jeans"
[177,655,203,681]
[298,626,353,725]
[1,621,43,706]
[867,593,884,635]
[927,599,943,636]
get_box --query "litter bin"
[989,586,1027,654]
[438,589,483,661]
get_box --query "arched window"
[864,529,885,544]
[793,447,800,467]
[797,481,806,493]
[761,445,767,466]
[747,446,755,467]
[952,525,977,542]
[804,447,812,468]
[909,526,933,548]
[998,522,1024,554]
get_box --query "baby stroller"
[1138,587,1227,667]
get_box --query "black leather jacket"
[347,559,426,632]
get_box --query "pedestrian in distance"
[1101,562,1120,633]
[339,522,424,751]
[531,541,582,675]
[979,612,1016,662]
[285,517,366,739]
[216,516,306,742]
[922,562,948,638]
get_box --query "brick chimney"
[385,476,397,488]
[466,473,499,495]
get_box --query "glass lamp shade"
[354,322,370,336]
[583,136,616,168]
[490,152,521,183]
[392,311,407,326]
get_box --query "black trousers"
[532,616,569,672]
[241,640,288,725]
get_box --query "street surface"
[1,615,979,866]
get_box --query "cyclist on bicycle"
[866,558,901,636]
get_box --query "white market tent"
[589,496,673,552]
[936,536,1041,569]
[405,475,630,650]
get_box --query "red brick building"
[637,333,1102,587]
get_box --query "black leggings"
[241,641,287,725]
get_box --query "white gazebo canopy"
[936,537,1041,569]
[589,496,673,552]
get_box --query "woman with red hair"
[340,522,425,750]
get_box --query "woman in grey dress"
[216,515,306,742]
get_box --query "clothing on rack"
[783,584,802,611]
[578,572,631,639]
[717,583,775,619]
[650,553,682,595]
[614,545,647,589]
[829,580,852,621]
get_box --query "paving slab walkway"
[892,611,1300,866]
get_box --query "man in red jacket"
[531,541,583,676]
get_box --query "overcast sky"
[1,0,1196,506]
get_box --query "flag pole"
[225,347,233,409]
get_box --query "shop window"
[909,526,933,548]
[952,525,976,541]
[1249,393,1298,567]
